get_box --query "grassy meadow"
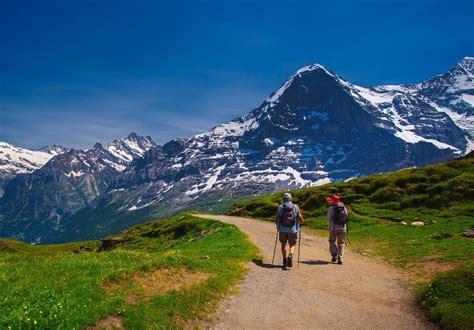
[0,214,258,328]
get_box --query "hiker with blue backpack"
[326,195,349,265]
[274,193,304,270]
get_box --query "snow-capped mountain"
[1,57,473,243]
[36,145,69,155]
[101,57,472,208]
[0,133,156,243]
[0,142,68,196]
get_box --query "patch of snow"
[355,86,396,104]
[66,170,84,178]
[461,94,474,107]
[0,142,57,174]
[313,177,332,186]
[390,107,459,150]
[264,138,274,146]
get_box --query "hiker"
[275,193,304,270]
[326,195,348,265]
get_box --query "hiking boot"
[331,255,337,263]
[287,254,293,268]
[282,258,287,270]
[337,258,343,265]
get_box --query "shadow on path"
[252,259,282,269]
[299,260,330,265]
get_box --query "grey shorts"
[279,232,297,245]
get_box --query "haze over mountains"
[0,57,473,243]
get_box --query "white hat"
[283,193,292,201]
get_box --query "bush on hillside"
[343,193,366,204]
[351,183,371,194]
[400,195,426,208]
[369,176,392,193]
[369,185,403,203]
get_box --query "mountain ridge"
[1,57,473,243]
[0,133,156,243]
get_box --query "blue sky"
[1,0,473,149]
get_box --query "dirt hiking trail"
[196,214,433,329]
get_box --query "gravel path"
[196,214,433,330]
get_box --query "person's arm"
[275,207,280,226]
[297,206,304,225]
[326,207,334,221]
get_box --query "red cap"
[326,195,341,204]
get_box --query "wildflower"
[34,320,37,325]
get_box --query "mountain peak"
[36,145,68,154]
[266,63,336,103]
[456,56,474,74]
[127,132,139,139]
[295,63,330,75]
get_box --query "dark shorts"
[279,232,297,245]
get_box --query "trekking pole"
[298,227,302,268]
[345,232,352,246]
[345,224,352,246]
[272,227,279,265]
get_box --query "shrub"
[377,202,401,210]
[408,183,429,194]
[369,176,392,193]
[369,185,403,203]
[343,193,366,204]
[406,173,429,183]
[400,195,426,208]
[353,183,371,194]
[300,194,324,210]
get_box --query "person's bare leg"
[281,242,287,259]
[289,243,296,255]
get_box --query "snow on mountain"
[0,133,157,242]
[0,142,69,197]
[0,142,61,175]
[36,145,70,156]
[105,57,472,212]
[2,57,473,243]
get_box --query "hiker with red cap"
[326,195,348,265]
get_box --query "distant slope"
[228,154,473,225]
[0,133,156,243]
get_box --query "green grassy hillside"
[227,156,474,329]
[0,214,258,328]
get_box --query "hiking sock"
[287,254,293,268]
